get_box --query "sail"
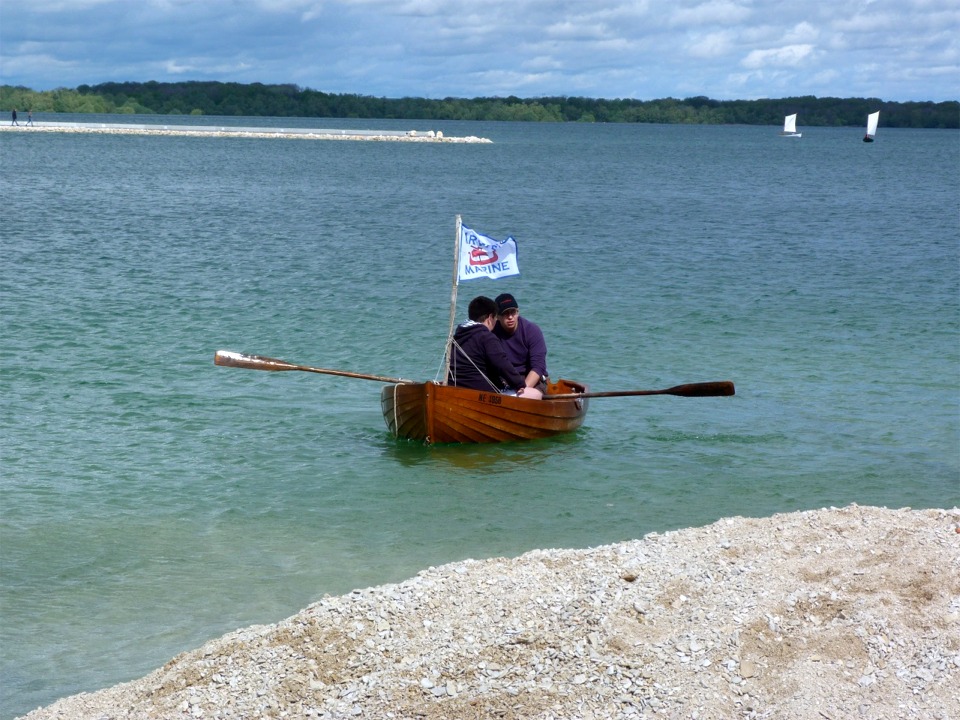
[784,114,797,134]
[865,111,880,138]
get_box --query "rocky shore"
[19,505,960,719]
[0,123,491,143]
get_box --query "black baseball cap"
[495,293,518,314]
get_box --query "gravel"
[19,504,960,719]
[0,125,491,143]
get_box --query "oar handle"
[214,350,411,384]
[546,381,735,400]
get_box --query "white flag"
[458,225,520,281]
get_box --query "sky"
[1,0,958,103]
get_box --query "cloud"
[0,0,956,101]
[545,20,612,42]
[686,30,737,59]
[669,1,751,28]
[783,22,818,44]
[741,44,817,70]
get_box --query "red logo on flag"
[469,246,499,266]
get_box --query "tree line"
[1,81,957,128]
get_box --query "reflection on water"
[380,430,584,471]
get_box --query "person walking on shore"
[26,110,33,126]
[11,108,18,126]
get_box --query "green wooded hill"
[2,81,957,128]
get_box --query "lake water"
[1,116,958,718]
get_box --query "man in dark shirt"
[493,293,549,392]
[448,296,540,398]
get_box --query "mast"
[442,215,462,385]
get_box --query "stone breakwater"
[0,122,492,143]
[19,505,960,719]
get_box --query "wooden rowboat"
[381,378,589,444]
[213,351,731,445]
[213,218,734,445]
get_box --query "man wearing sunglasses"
[494,293,549,394]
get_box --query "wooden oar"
[546,381,735,400]
[214,350,412,384]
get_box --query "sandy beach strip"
[0,122,492,143]
[18,504,960,719]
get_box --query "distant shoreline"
[3,81,958,127]
[0,122,492,143]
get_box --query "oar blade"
[666,381,735,397]
[545,380,736,400]
[214,350,298,371]
[214,350,410,383]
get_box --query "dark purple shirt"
[494,316,548,380]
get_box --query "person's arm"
[521,321,548,387]
[481,333,525,391]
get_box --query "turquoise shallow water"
[1,117,958,718]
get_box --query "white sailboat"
[863,111,879,142]
[780,113,802,138]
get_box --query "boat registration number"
[478,393,503,405]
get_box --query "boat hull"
[381,379,589,444]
